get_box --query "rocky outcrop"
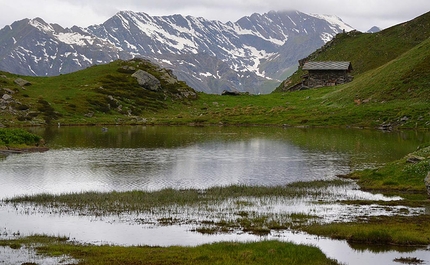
[1,88,14,110]
[132,70,161,91]
[406,155,425,164]
[222,90,240,96]
[159,69,177,85]
[2,93,12,101]
[14,78,31,87]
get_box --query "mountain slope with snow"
[0,10,353,94]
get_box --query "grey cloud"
[0,0,429,31]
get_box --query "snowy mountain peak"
[28,17,56,33]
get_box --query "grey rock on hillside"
[132,70,161,91]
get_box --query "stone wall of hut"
[304,70,353,88]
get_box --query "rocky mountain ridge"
[0,10,354,94]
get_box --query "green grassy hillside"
[0,58,197,126]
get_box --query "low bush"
[0,129,42,147]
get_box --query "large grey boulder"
[159,69,177,85]
[132,70,161,91]
[14,78,31,87]
[425,172,430,198]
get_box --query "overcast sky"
[0,0,429,32]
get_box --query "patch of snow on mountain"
[200,72,213,77]
[232,24,286,46]
[131,16,161,37]
[129,15,198,52]
[117,13,131,30]
[287,16,297,27]
[159,59,172,65]
[242,45,274,77]
[56,32,94,46]
[123,40,137,51]
[80,54,93,64]
[320,32,333,43]
[27,64,36,75]
[309,14,354,32]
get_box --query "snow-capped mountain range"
[0,10,354,94]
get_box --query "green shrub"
[0,129,42,147]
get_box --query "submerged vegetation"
[5,180,347,236]
[4,176,430,247]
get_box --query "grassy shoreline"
[344,144,430,197]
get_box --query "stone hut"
[301,61,353,89]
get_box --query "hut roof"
[302,61,352,71]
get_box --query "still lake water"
[1,126,429,264]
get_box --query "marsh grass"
[5,180,350,217]
[3,181,344,236]
[301,214,430,246]
[0,236,340,265]
[193,211,318,236]
[4,178,429,246]
[394,257,425,264]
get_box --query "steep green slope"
[326,37,430,102]
[263,11,430,129]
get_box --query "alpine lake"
[1,125,429,265]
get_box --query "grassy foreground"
[0,236,339,265]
